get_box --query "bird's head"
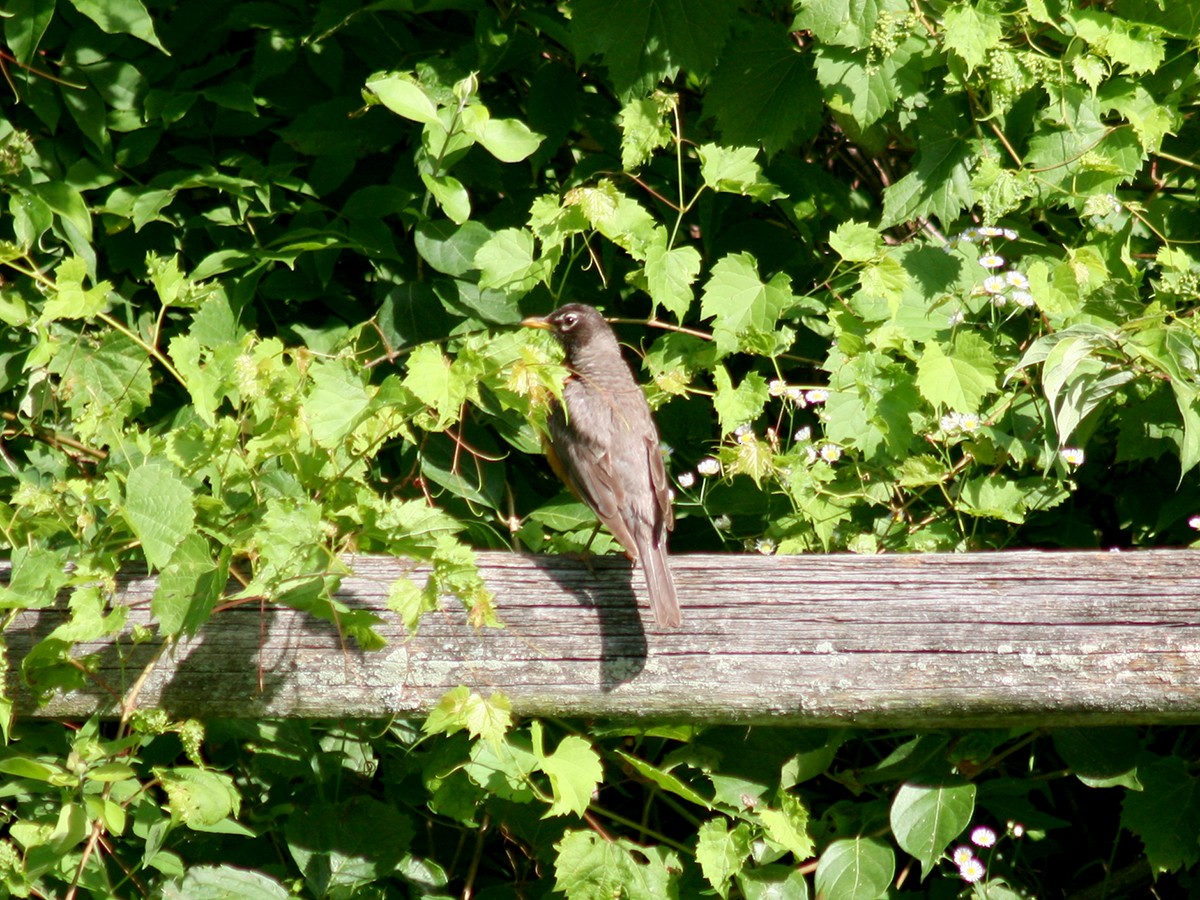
[521,303,611,357]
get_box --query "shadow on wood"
[6,550,1200,726]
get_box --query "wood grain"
[6,550,1200,726]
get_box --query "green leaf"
[813,39,923,132]
[123,462,197,571]
[0,545,72,610]
[644,239,702,321]
[554,830,679,898]
[424,687,513,743]
[414,220,494,277]
[737,865,811,900]
[285,797,412,894]
[67,0,168,52]
[1053,728,1142,789]
[366,72,440,125]
[915,332,997,412]
[700,252,795,357]
[756,792,814,860]
[697,144,785,201]
[704,20,823,154]
[420,172,471,225]
[164,866,290,900]
[572,0,735,95]
[879,98,974,227]
[40,256,111,322]
[403,343,473,430]
[468,115,544,163]
[889,781,976,879]
[475,227,546,295]
[305,358,373,446]
[813,837,894,900]
[155,767,241,829]
[568,181,660,261]
[615,749,713,808]
[152,535,226,636]
[828,221,882,262]
[619,93,675,170]
[712,367,770,435]
[697,818,752,898]
[1121,755,1200,873]
[5,0,55,64]
[941,3,1004,73]
[793,0,894,48]
[536,728,603,818]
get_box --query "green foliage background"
[1,0,1199,895]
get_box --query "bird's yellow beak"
[521,316,552,330]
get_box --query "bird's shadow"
[537,556,648,691]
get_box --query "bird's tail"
[638,537,681,629]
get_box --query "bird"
[521,303,681,629]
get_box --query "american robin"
[522,303,681,629]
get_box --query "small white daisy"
[1061,447,1085,466]
[697,457,721,476]
[677,471,696,489]
[952,846,975,866]
[1005,270,1029,289]
[1002,228,1018,240]
[804,389,829,405]
[978,226,1005,238]
[948,309,966,326]
[979,253,1006,269]
[818,443,842,463]
[713,514,732,531]
[1189,515,1200,530]
[982,274,1007,294]
[769,379,787,397]
[1012,290,1035,308]
[971,825,997,847]
[794,425,812,442]
[959,857,985,883]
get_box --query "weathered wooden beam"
[6,550,1200,726]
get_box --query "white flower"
[1010,822,1025,838]
[1003,228,1018,240]
[978,226,1005,238]
[754,538,777,555]
[971,826,997,847]
[982,274,1007,294]
[1012,290,1035,308]
[948,309,966,326]
[677,471,696,489]
[1061,447,1085,466]
[818,443,842,463]
[959,857,985,883]
[784,386,804,402]
[697,457,721,476]
[713,514,732,531]
[979,253,1006,269]
[1189,515,1200,530]
[769,379,787,397]
[952,846,975,866]
[794,426,812,442]
[1005,269,1029,289]
[958,413,980,432]
[804,389,829,405]
[960,227,980,243]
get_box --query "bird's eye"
[562,313,578,329]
